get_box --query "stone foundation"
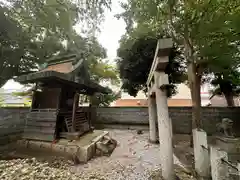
[14,130,117,163]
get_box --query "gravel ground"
[0,129,195,180]
[73,129,195,180]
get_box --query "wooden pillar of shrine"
[72,92,79,132]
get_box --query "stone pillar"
[146,38,174,180]
[193,129,210,179]
[148,95,158,143]
[155,76,174,180]
[210,146,229,180]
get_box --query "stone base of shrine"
[13,130,117,163]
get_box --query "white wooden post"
[210,146,229,180]
[193,129,210,178]
[148,95,158,143]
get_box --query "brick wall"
[96,107,240,135]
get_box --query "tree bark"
[192,68,202,129]
[219,81,235,107]
[224,92,235,107]
[185,41,202,147]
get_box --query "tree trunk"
[224,92,235,107]
[185,44,202,147]
[220,81,235,107]
[192,68,202,129]
[188,63,202,147]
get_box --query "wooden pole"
[30,83,38,111]
[72,92,79,132]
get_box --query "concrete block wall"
[96,107,240,135]
[0,107,239,146]
[0,108,28,146]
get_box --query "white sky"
[3,1,126,90]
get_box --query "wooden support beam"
[89,95,96,129]
[72,92,79,132]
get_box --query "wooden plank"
[27,115,57,120]
[64,118,72,132]
[76,120,87,123]
[29,111,57,114]
[27,112,57,118]
[76,120,86,123]
[24,128,55,134]
[26,121,56,128]
[75,115,86,118]
[23,133,55,142]
[30,89,36,111]
[26,117,56,122]
[24,124,55,131]
[31,108,57,112]
[24,125,55,130]
[75,117,85,120]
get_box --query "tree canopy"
[117,0,240,129]
[0,0,113,87]
[1,0,121,106]
[117,28,186,97]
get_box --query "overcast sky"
[3,1,126,90]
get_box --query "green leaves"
[0,0,112,87]
[117,28,186,97]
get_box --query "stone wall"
[96,107,240,135]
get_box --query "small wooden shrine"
[16,54,109,142]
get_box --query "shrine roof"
[15,54,110,94]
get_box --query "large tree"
[0,0,112,87]
[117,0,240,130]
[2,0,120,106]
[117,28,186,97]
[13,36,120,107]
